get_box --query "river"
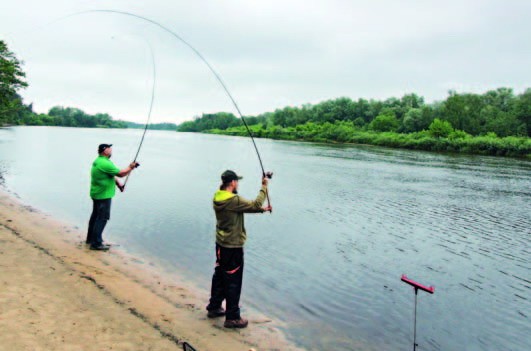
[0,126,529,350]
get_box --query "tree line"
[177,89,530,157]
[124,121,178,130]
[177,112,241,132]
[0,40,176,130]
[178,89,530,137]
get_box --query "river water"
[0,126,529,350]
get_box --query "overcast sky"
[1,0,530,124]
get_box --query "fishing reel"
[264,171,273,179]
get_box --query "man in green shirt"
[86,143,138,251]
[206,170,271,328]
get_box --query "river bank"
[0,188,302,351]
[205,123,531,158]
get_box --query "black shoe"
[207,307,226,318]
[90,245,110,251]
[224,318,248,328]
[85,240,107,246]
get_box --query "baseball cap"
[221,170,243,183]
[98,144,113,153]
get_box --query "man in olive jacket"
[206,170,272,328]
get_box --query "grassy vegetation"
[207,121,531,158]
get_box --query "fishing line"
[123,38,156,189]
[48,9,272,208]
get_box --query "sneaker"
[90,245,110,251]
[207,307,226,318]
[224,318,248,328]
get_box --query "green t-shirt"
[90,156,120,199]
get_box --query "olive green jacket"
[213,185,267,248]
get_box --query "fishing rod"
[53,10,273,208]
[123,38,156,189]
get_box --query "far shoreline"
[201,129,531,159]
[4,125,529,159]
[178,129,531,161]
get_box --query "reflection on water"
[1,126,530,351]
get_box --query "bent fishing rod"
[123,39,156,189]
[52,10,273,208]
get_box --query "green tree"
[353,117,365,127]
[483,88,514,112]
[401,93,424,109]
[481,106,520,137]
[441,91,484,135]
[354,98,374,123]
[514,89,530,136]
[330,97,355,121]
[402,108,424,132]
[273,107,298,127]
[0,40,28,125]
[176,112,239,131]
[429,118,454,138]
[369,112,399,132]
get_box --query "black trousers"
[207,244,244,320]
[86,198,111,247]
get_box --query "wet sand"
[0,189,303,351]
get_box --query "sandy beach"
[0,189,303,351]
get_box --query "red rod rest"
[401,274,435,294]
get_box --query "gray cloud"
[2,0,530,123]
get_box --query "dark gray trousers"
[86,198,111,247]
